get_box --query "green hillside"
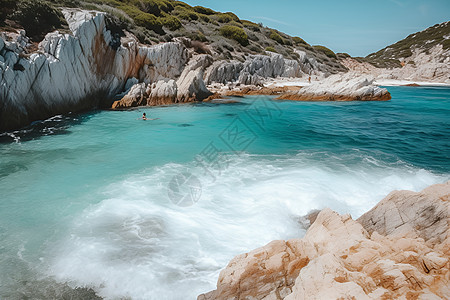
[0,0,346,71]
[362,21,450,68]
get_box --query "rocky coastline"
[0,9,322,131]
[199,181,449,300]
[3,9,448,132]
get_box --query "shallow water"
[0,86,449,299]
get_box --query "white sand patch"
[374,79,450,87]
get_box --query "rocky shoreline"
[199,181,449,300]
[4,9,448,131]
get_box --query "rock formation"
[342,21,450,84]
[0,9,188,130]
[342,45,450,84]
[204,52,306,87]
[277,72,391,101]
[199,181,449,300]
[0,8,325,129]
[112,54,213,108]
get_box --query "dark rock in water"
[224,113,236,117]
[178,123,193,127]
[297,209,321,229]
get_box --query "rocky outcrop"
[358,181,449,245]
[0,9,189,130]
[205,52,307,87]
[112,54,213,108]
[277,72,391,101]
[1,8,324,130]
[199,181,449,300]
[342,45,450,84]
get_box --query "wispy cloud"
[418,4,429,16]
[250,16,291,26]
[388,0,404,7]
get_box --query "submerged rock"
[199,181,449,300]
[277,73,391,101]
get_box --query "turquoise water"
[0,86,449,299]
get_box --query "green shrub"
[248,44,263,53]
[135,0,162,16]
[193,6,215,15]
[313,45,337,58]
[216,13,233,23]
[134,12,163,33]
[132,0,175,16]
[197,13,211,23]
[443,38,450,50]
[173,1,192,9]
[12,0,64,41]
[174,6,198,21]
[160,15,181,30]
[228,20,243,28]
[269,30,284,44]
[242,20,260,32]
[118,4,143,19]
[292,36,308,45]
[219,25,248,46]
[188,30,207,42]
[223,12,240,22]
[0,0,17,24]
[265,46,276,53]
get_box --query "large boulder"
[278,72,391,101]
[358,181,449,246]
[176,54,213,101]
[199,182,449,300]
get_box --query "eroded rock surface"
[358,181,449,245]
[199,181,449,300]
[277,72,391,101]
[0,9,189,130]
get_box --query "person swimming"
[141,113,147,120]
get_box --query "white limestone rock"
[278,72,391,101]
[148,79,177,105]
[176,54,213,101]
[204,60,243,84]
[0,8,189,130]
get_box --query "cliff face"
[0,8,332,131]
[0,9,189,131]
[199,181,449,300]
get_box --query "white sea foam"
[47,152,447,299]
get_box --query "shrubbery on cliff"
[0,0,345,71]
[313,45,337,58]
[10,0,65,41]
[269,30,284,44]
[219,25,249,46]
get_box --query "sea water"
[0,86,449,299]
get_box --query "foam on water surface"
[0,86,449,299]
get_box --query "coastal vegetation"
[363,21,450,68]
[313,45,337,59]
[0,0,346,67]
[219,25,248,46]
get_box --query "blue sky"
[183,0,450,57]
